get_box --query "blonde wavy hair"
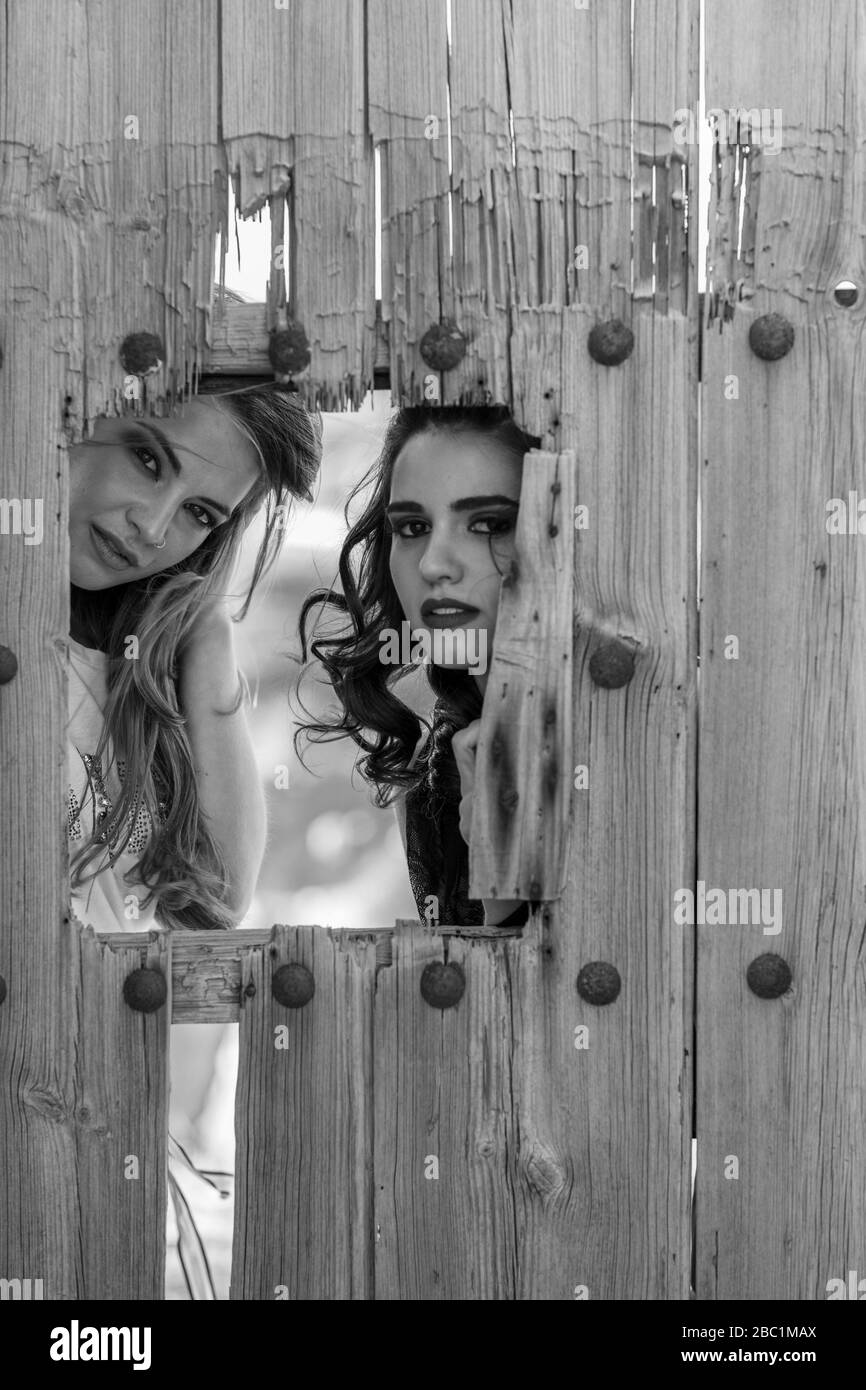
[70,384,321,929]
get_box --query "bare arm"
[177,600,266,921]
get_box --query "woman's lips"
[420,607,481,630]
[90,524,135,571]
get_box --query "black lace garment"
[401,703,529,928]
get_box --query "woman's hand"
[451,719,481,846]
[451,718,525,928]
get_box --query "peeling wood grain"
[446,0,514,403]
[368,0,451,402]
[470,450,575,902]
[1,0,222,429]
[220,0,375,408]
[506,0,632,313]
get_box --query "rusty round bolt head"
[119,332,165,376]
[746,954,792,999]
[589,640,635,689]
[419,318,467,371]
[587,319,634,366]
[268,322,311,375]
[0,646,18,685]
[834,281,859,308]
[0,973,6,1006]
[748,313,794,361]
[272,962,315,1008]
[576,960,621,1005]
[122,967,167,1014]
[420,961,466,1009]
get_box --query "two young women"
[68,385,534,933]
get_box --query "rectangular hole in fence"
[159,399,421,1297]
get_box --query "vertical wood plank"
[470,451,575,901]
[76,927,169,1299]
[368,0,451,402]
[0,201,78,1292]
[373,923,521,1299]
[507,0,632,316]
[231,926,377,1300]
[469,0,699,1297]
[0,0,210,1296]
[221,0,375,408]
[698,0,866,1299]
[446,0,513,403]
[2,0,222,425]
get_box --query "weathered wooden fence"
[1,0,863,1300]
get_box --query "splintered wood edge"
[97,920,527,1022]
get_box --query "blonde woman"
[68,384,321,933]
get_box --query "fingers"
[452,720,482,843]
[451,719,480,791]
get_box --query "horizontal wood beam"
[100,918,526,1024]
[207,297,391,388]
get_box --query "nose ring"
[152,539,166,550]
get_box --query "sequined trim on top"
[67,752,154,861]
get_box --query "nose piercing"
[152,539,166,550]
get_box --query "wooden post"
[368,0,453,404]
[470,0,699,1297]
[0,0,216,1297]
[697,0,866,1298]
[230,925,378,1300]
[220,0,376,408]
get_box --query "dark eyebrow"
[131,421,232,519]
[385,494,519,516]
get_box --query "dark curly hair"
[294,404,539,813]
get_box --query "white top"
[67,639,161,934]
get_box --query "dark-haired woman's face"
[386,429,522,683]
[68,399,260,590]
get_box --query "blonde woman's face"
[386,429,522,672]
[68,399,260,589]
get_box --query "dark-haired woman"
[297,404,532,927]
[68,385,321,932]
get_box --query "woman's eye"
[470,513,516,536]
[186,503,217,530]
[129,444,160,474]
[391,519,429,539]
[126,440,215,529]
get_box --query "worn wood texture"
[0,192,77,1292]
[445,0,514,403]
[368,0,452,403]
[468,0,698,1297]
[373,923,522,1298]
[74,926,169,1298]
[0,0,212,1296]
[230,925,378,1299]
[697,0,866,1300]
[102,927,273,1023]
[470,451,575,901]
[220,0,375,408]
[2,0,221,428]
[209,303,274,377]
[507,0,631,316]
